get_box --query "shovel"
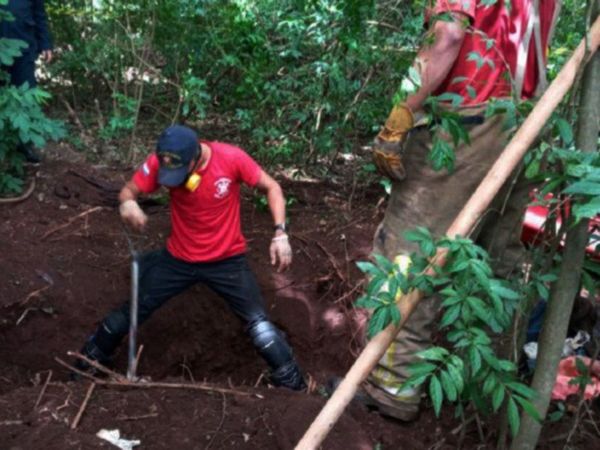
[122,226,140,381]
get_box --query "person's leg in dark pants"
[199,254,306,391]
[79,249,197,371]
[8,54,37,88]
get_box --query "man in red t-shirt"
[76,125,306,391]
[344,0,557,420]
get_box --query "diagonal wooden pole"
[296,16,600,450]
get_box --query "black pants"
[4,53,36,88]
[118,249,268,330]
[86,249,306,390]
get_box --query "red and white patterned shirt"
[428,0,556,105]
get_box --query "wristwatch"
[274,223,288,233]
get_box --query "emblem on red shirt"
[214,177,232,199]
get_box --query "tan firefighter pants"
[368,104,533,393]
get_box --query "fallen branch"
[55,357,256,397]
[71,382,96,429]
[41,206,103,240]
[68,351,126,381]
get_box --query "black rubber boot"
[71,336,113,380]
[270,360,307,391]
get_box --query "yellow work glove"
[372,103,414,181]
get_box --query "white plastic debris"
[96,429,141,450]
[562,330,590,357]
[524,330,591,366]
[524,342,538,360]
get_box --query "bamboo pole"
[295,16,600,450]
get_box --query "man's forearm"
[405,15,467,112]
[267,184,286,229]
[118,181,139,204]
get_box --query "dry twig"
[117,412,159,421]
[20,285,50,306]
[314,241,346,284]
[41,206,104,240]
[34,370,53,410]
[71,382,96,429]
[56,357,256,397]
[0,420,24,426]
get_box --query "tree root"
[0,178,36,204]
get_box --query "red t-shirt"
[132,141,262,262]
[428,0,556,105]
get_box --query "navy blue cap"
[156,125,199,187]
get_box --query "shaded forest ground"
[1,143,599,449]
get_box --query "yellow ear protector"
[184,147,203,192]
[185,173,201,191]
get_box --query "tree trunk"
[510,5,600,449]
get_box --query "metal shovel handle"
[127,251,139,381]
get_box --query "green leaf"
[489,281,520,300]
[525,158,540,179]
[447,361,465,394]
[435,92,463,107]
[373,254,394,274]
[573,197,600,222]
[563,180,600,196]
[468,346,482,375]
[428,137,456,172]
[514,395,542,422]
[389,304,401,325]
[417,347,449,362]
[554,118,573,144]
[440,369,458,402]
[466,51,486,69]
[367,307,389,338]
[356,261,382,277]
[466,296,490,322]
[408,361,438,377]
[429,375,443,416]
[507,396,520,437]
[483,374,497,395]
[440,304,461,328]
[492,384,505,411]
[355,295,380,309]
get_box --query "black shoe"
[70,337,113,381]
[270,360,307,391]
[19,144,42,164]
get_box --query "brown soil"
[1,148,598,449]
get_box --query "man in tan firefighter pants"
[363,0,558,420]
